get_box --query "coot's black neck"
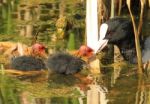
[114,37,144,64]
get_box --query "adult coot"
[79,17,150,64]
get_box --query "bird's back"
[11,56,46,71]
[47,53,85,74]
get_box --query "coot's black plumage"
[11,56,46,71]
[98,17,150,64]
[47,53,85,75]
[105,18,135,46]
[104,18,137,63]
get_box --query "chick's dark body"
[47,53,85,75]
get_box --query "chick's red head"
[77,45,93,58]
[32,43,46,56]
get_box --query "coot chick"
[11,56,46,71]
[10,43,47,71]
[47,53,85,75]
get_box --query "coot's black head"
[104,18,134,43]
[97,17,135,52]
[96,17,148,64]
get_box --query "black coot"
[97,17,150,64]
